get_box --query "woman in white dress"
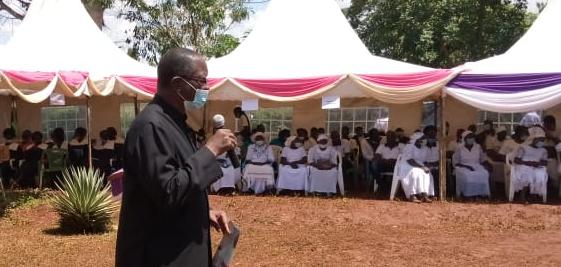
[453,131,491,198]
[397,132,434,203]
[513,128,548,202]
[243,132,275,195]
[308,134,338,196]
[211,147,242,194]
[276,136,308,194]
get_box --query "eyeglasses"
[174,75,207,86]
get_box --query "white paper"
[322,96,340,109]
[49,93,65,106]
[242,99,259,111]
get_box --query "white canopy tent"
[0,0,156,103]
[207,0,457,103]
[445,0,561,113]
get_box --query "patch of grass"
[0,189,48,217]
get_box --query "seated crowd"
[0,126,125,189]
[209,112,561,203]
[2,112,558,204]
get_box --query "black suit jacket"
[116,95,222,267]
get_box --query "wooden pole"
[10,96,17,132]
[86,97,93,168]
[134,96,139,116]
[439,95,447,200]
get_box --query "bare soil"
[1,194,561,266]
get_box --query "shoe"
[410,195,421,203]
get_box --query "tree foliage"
[0,0,112,28]
[124,0,250,64]
[345,0,536,68]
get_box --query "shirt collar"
[153,94,187,125]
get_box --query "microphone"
[213,114,241,169]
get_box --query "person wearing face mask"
[422,126,440,196]
[296,128,316,151]
[397,132,434,203]
[395,128,410,145]
[210,144,242,195]
[373,131,402,195]
[243,132,276,195]
[447,129,465,158]
[308,134,339,196]
[276,136,308,194]
[513,128,548,203]
[476,120,496,149]
[116,48,237,267]
[453,131,491,199]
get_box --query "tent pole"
[439,95,447,201]
[134,96,139,116]
[10,96,17,132]
[86,97,93,168]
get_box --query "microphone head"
[213,114,225,128]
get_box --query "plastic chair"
[40,148,68,188]
[389,154,402,200]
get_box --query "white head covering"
[520,112,542,127]
[496,126,507,133]
[529,127,546,140]
[461,130,473,140]
[317,134,328,142]
[409,132,424,144]
[285,136,297,147]
[251,132,267,143]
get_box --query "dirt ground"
[1,193,561,267]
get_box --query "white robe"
[308,145,338,194]
[244,144,275,194]
[277,147,308,191]
[211,150,242,192]
[513,145,548,196]
[397,144,435,198]
[453,144,491,197]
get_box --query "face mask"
[419,140,427,146]
[535,141,545,148]
[294,142,303,148]
[256,141,265,146]
[319,144,328,149]
[427,138,436,144]
[176,77,208,110]
[465,138,475,146]
[298,136,305,141]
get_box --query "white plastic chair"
[270,145,282,165]
[389,154,402,200]
[505,152,516,202]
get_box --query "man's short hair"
[157,48,202,91]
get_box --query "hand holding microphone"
[206,114,240,168]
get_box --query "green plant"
[51,167,118,233]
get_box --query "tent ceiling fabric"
[446,0,561,112]
[0,0,156,103]
[206,0,458,103]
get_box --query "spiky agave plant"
[51,167,118,233]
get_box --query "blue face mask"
[176,77,208,110]
[465,138,475,146]
[535,141,545,148]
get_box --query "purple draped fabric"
[446,73,561,93]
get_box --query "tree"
[345,0,536,68]
[0,0,113,29]
[124,0,250,64]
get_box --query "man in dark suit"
[116,48,237,267]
